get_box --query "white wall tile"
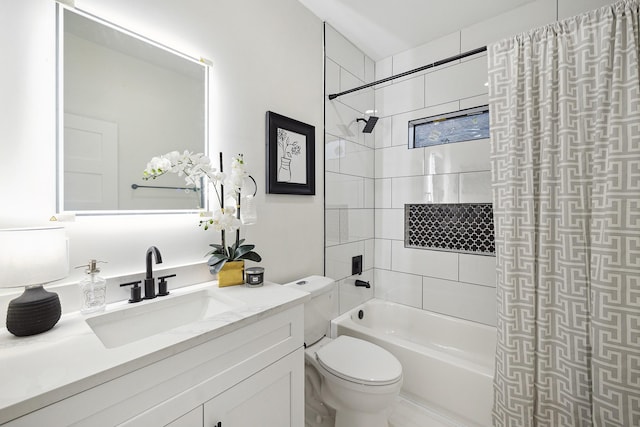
[459,254,496,287]
[375,145,424,178]
[374,209,405,240]
[325,58,340,95]
[325,24,365,81]
[460,94,489,110]
[364,239,375,271]
[326,172,364,209]
[364,56,375,83]
[392,175,459,207]
[423,139,490,175]
[375,56,393,86]
[339,272,374,314]
[391,101,459,147]
[459,171,492,203]
[339,209,349,245]
[391,241,458,281]
[374,116,392,149]
[558,0,617,19]
[325,134,342,173]
[392,32,461,77]
[422,277,497,326]
[344,208,374,242]
[356,122,376,149]
[374,269,422,309]
[326,100,360,142]
[340,68,374,114]
[375,76,425,117]
[375,178,392,209]
[326,241,367,281]
[374,239,392,270]
[325,209,340,247]
[364,178,374,209]
[460,0,557,51]
[340,140,374,178]
[425,56,488,107]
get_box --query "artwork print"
[266,111,315,195]
[276,128,307,184]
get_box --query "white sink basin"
[86,288,244,348]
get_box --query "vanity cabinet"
[3,305,304,427]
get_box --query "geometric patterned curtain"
[488,1,640,426]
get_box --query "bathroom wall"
[324,24,378,314]
[0,0,324,302]
[371,0,619,326]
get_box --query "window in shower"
[409,105,489,148]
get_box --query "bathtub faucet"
[355,279,370,288]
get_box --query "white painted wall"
[0,0,324,301]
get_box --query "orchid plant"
[143,151,261,274]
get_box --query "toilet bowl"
[284,276,403,427]
[305,335,402,427]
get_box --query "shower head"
[357,116,379,133]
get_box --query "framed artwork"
[266,111,315,195]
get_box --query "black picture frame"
[266,111,315,195]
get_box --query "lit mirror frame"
[56,4,210,215]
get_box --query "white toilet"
[284,276,403,427]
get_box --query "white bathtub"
[331,299,496,427]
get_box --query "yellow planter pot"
[218,260,245,287]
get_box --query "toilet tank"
[283,275,338,346]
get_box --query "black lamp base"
[6,285,61,337]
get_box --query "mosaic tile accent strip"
[405,203,495,255]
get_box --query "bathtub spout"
[355,279,370,288]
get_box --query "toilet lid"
[315,335,402,386]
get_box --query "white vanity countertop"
[0,281,310,424]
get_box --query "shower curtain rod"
[328,45,487,100]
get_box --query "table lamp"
[0,226,69,336]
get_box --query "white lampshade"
[0,226,69,288]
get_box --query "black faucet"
[355,279,370,288]
[144,246,163,299]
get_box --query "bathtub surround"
[325,0,622,329]
[489,1,640,425]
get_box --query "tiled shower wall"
[325,0,618,326]
[325,24,376,314]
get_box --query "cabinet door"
[203,348,303,427]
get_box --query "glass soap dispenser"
[77,259,107,314]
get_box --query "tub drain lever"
[355,279,370,288]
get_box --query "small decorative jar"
[245,267,264,287]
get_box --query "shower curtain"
[487,1,640,426]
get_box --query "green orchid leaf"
[238,251,262,262]
[207,253,227,266]
[234,245,256,258]
[208,243,225,251]
[209,259,228,274]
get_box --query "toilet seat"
[315,335,402,386]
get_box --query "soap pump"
[76,259,107,314]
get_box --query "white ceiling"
[298,0,536,60]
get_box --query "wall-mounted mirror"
[57,6,208,213]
